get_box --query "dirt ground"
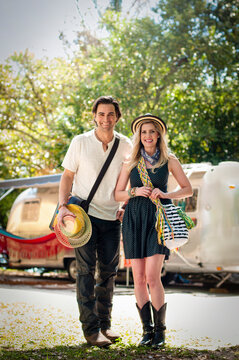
[0,269,239,359]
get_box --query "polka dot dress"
[122,163,170,260]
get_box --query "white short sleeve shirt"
[62,129,132,220]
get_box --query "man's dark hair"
[92,96,122,120]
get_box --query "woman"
[115,114,193,348]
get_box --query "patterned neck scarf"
[141,148,160,166]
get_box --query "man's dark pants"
[75,215,121,336]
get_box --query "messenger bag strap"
[85,135,120,206]
[49,136,120,231]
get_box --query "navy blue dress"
[122,163,171,260]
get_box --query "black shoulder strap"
[49,136,120,231]
[85,135,120,206]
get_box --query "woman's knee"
[146,272,162,289]
[133,272,147,288]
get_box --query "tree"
[109,0,122,12]
[69,1,238,163]
[0,51,94,179]
[74,12,191,136]
[1,0,238,182]
[152,0,239,163]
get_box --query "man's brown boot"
[85,331,112,347]
[101,329,121,343]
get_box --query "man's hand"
[57,206,76,227]
[116,209,124,223]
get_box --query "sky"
[0,0,158,62]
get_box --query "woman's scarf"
[140,148,160,165]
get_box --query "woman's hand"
[150,188,167,200]
[136,186,152,198]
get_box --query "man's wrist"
[58,203,67,210]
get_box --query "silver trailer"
[166,161,239,287]
[0,175,76,280]
[0,161,238,286]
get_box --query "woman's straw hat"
[131,113,167,134]
[53,204,92,248]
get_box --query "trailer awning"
[0,174,62,190]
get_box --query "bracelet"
[58,203,67,210]
[128,187,137,198]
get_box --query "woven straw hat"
[131,114,167,135]
[53,204,92,248]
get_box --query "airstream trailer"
[166,161,239,286]
[0,174,77,281]
[0,161,238,286]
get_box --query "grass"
[0,343,239,360]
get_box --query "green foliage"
[0,190,21,228]
[0,52,93,179]
[164,82,239,164]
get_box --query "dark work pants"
[75,215,121,336]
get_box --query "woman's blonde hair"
[128,120,170,172]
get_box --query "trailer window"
[173,188,198,212]
[22,200,40,222]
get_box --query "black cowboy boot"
[96,273,120,342]
[151,303,167,348]
[76,272,100,336]
[136,301,154,346]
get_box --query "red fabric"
[0,230,56,244]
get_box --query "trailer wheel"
[67,259,77,282]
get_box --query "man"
[57,96,132,347]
